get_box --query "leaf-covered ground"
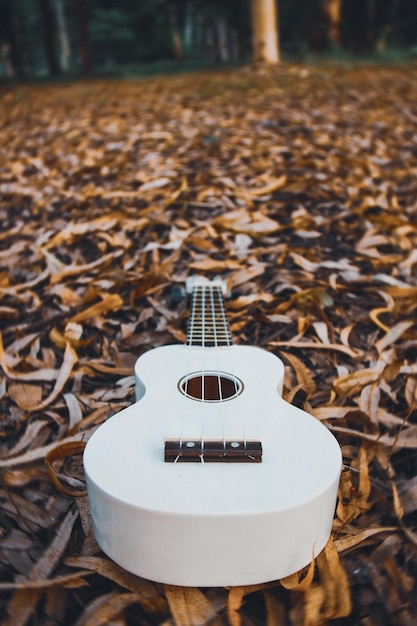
[1,63,417,625]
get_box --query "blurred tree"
[323,0,342,48]
[0,0,27,78]
[90,7,135,66]
[168,0,184,60]
[251,0,280,62]
[76,0,91,75]
[54,0,71,72]
[305,0,342,52]
[38,0,61,76]
[2,0,417,79]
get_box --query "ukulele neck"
[186,280,232,348]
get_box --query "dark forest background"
[1,0,417,80]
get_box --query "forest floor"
[0,63,417,625]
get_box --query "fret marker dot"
[186,441,196,448]
[231,441,240,448]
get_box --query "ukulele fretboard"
[186,284,232,347]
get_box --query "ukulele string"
[209,285,226,455]
[199,285,206,463]
[176,279,248,462]
[174,283,197,463]
[217,285,248,455]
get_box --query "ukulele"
[83,277,342,586]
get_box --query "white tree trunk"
[251,0,280,63]
[216,17,229,62]
[1,43,14,78]
[183,2,193,51]
[53,0,70,72]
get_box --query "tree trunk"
[53,0,70,73]
[366,0,376,51]
[169,5,184,60]
[215,17,228,62]
[251,0,280,63]
[39,0,61,76]
[323,0,342,48]
[390,0,401,46]
[183,1,193,55]
[2,2,28,78]
[75,0,91,76]
[1,43,14,78]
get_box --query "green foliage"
[89,7,136,66]
[90,8,135,43]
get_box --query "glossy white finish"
[84,343,342,586]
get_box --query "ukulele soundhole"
[179,372,243,402]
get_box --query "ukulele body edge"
[84,344,342,586]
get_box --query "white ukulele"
[83,278,342,586]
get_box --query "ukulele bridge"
[164,438,262,463]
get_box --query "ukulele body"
[84,343,341,586]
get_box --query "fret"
[186,283,232,348]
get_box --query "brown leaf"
[188,258,242,271]
[280,351,316,396]
[334,527,398,553]
[0,571,92,591]
[263,590,286,626]
[0,430,94,469]
[73,592,165,626]
[65,556,152,595]
[49,252,123,285]
[213,208,280,235]
[241,174,287,197]
[270,340,360,358]
[45,440,87,497]
[375,320,414,354]
[8,383,43,410]
[165,585,217,626]
[301,536,351,625]
[0,331,59,382]
[280,555,315,591]
[2,419,50,459]
[4,507,78,626]
[1,467,50,488]
[69,294,123,324]
[29,342,78,412]
[227,587,244,626]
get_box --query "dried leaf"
[375,320,414,354]
[3,507,78,626]
[227,587,245,626]
[73,592,164,626]
[213,209,279,235]
[280,555,315,591]
[334,527,398,553]
[241,174,287,197]
[165,586,217,626]
[8,383,43,410]
[0,571,92,591]
[263,590,286,626]
[2,419,50,459]
[302,537,351,625]
[270,340,360,358]
[69,294,123,325]
[0,430,93,469]
[65,556,159,596]
[2,65,417,626]
[29,342,78,411]
[45,441,87,497]
[280,351,316,396]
